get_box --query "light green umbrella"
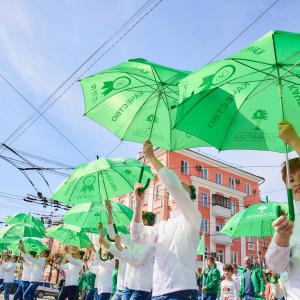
[220,202,289,238]
[63,201,132,234]
[5,213,45,232]
[175,30,300,220]
[0,223,46,239]
[7,238,48,254]
[79,58,211,151]
[46,224,90,248]
[51,157,155,206]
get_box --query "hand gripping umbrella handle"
[275,189,295,221]
[98,248,114,261]
[138,166,150,192]
[106,224,118,242]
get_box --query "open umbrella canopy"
[7,238,49,254]
[80,58,211,151]
[63,201,133,233]
[220,202,289,238]
[46,224,90,248]
[0,223,46,239]
[5,213,45,231]
[51,157,154,206]
[175,30,300,153]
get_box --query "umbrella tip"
[96,155,99,159]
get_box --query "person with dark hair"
[202,257,221,300]
[104,201,155,300]
[220,264,238,300]
[238,256,265,300]
[57,246,84,300]
[265,120,300,299]
[130,139,201,300]
[0,254,17,300]
[18,241,50,300]
[13,249,37,300]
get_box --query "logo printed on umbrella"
[240,46,266,55]
[146,114,158,129]
[81,176,96,193]
[101,76,131,96]
[252,109,268,130]
[257,206,268,213]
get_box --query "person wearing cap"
[13,248,37,300]
[102,203,155,300]
[57,246,84,300]
[18,241,50,300]
[130,139,201,299]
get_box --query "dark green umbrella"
[63,201,132,234]
[79,58,211,151]
[175,30,300,220]
[220,202,289,238]
[51,157,154,206]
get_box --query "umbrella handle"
[287,188,295,221]
[106,224,118,242]
[276,205,282,219]
[98,248,114,261]
[138,165,150,192]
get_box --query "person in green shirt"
[81,267,96,300]
[111,260,119,299]
[202,257,221,300]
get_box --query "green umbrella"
[46,224,90,248]
[51,157,154,206]
[7,238,48,254]
[175,30,300,220]
[79,58,211,151]
[0,223,46,239]
[5,213,45,231]
[63,201,132,234]
[220,202,289,238]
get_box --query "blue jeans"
[126,288,151,300]
[242,296,256,300]
[96,293,111,300]
[111,289,131,300]
[0,282,14,300]
[23,282,40,300]
[13,281,30,300]
[152,289,198,300]
[203,294,217,300]
[85,290,95,300]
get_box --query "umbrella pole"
[277,79,295,221]
[201,235,206,300]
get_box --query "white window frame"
[155,184,162,201]
[248,236,254,243]
[201,192,208,207]
[231,201,236,214]
[216,222,223,232]
[229,177,236,189]
[201,168,208,180]
[245,183,251,195]
[201,219,208,233]
[216,172,222,184]
[231,251,238,264]
[216,249,224,263]
[181,160,188,174]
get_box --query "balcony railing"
[211,231,232,245]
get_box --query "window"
[130,196,135,209]
[201,168,208,180]
[245,183,251,195]
[201,192,208,207]
[143,191,149,204]
[231,201,236,214]
[229,177,236,189]
[181,160,188,174]
[216,173,222,184]
[250,254,255,262]
[212,194,231,209]
[248,236,254,243]
[201,219,208,233]
[216,222,223,232]
[155,212,160,223]
[216,249,224,263]
[231,251,238,264]
[155,185,162,201]
[262,237,266,248]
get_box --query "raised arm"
[279,120,300,156]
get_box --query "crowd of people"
[1,120,300,300]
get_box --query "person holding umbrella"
[18,241,50,300]
[0,254,17,300]
[130,139,201,300]
[266,120,300,300]
[57,246,84,300]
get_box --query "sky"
[0,0,300,228]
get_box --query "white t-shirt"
[220,279,239,300]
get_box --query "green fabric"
[112,268,118,294]
[80,58,210,151]
[220,202,289,237]
[51,157,154,206]
[5,214,45,232]
[203,264,220,294]
[82,270,96,291]
[46,224,90,248]
[7,238,48,254]
[176,30,300,153]
[78,275,84,291]
[239,265,266,298]
[63,201,132,233]
[0,223,46,239]
[196,235,204,254]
